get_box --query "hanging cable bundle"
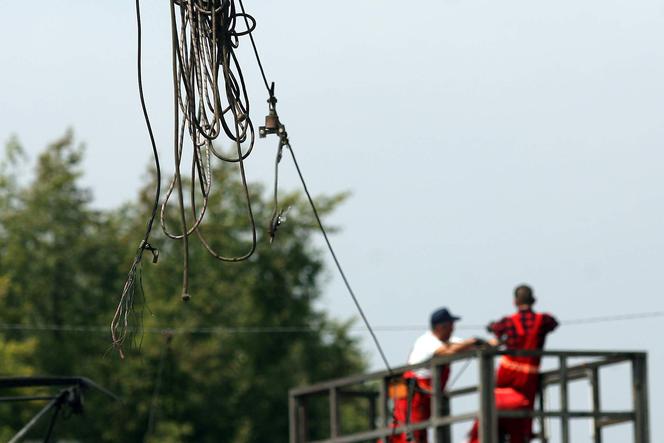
[111,0,163,358]
[112,0,260,357]
[162,0,259,302]
[113,0,391,374]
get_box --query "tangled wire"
[112,0,265,357]
[162,0,260,295]
[112,1,390,374]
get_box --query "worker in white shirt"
[389,307,482,443]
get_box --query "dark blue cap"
[430,307,461,327]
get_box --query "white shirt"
[407,331,463,378]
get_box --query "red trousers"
[388,390,430,443]
[467,367,538,443]
[382,369,449,443]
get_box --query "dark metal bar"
[0,376,119,401]
[405,378,415,442]
[446,385,477,397]
[379,377,389,429]
[308,412,478,443]
[368,391,377,430]
[8,394,63,443]
[478,351,497,443]
[598,416,634,427]
[0,376,86,389]
[330,388,340,438]
[540,356,630,387]
[309,409,639,443]
[0,395,56,403]
[498,410,634,420]
[439,393,452,443]
[289,393,298,443]
[431,362,442,443]
[498,350,642,358]
[338,390,379,399]
[559,356,570,443]
[632,354,650,443]
[42,400,62,443]
[589,368,602,443]
[291,351,642,397]
[299,399,308,443]
[290,351,479,396]
[538,385,549,443]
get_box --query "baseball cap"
[430,307,461,327]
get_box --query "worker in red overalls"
[468,284,558,443]
[388,307,482,443]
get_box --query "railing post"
[330,387,340,439]
[632,354,650,443]
[289,394,307,443]
[379,376,389,430]
[559,356,570,443]
[478,350,498,443]
[588,367,602,443]
[430,359,453,443]
[537,384,549,443]
[440,392,452,443]
[368,392,377,430]
[431,361,449,443]
[289,393,298,443]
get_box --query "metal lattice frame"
[288,349,649,443]
[0,376,119,443]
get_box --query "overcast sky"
[1,0,663,440]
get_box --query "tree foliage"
[0,132,365,442]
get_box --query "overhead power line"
[558,311,664,325]
[1,311,661,336]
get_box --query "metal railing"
[288,349,649,443]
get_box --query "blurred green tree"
[0,132,366,442]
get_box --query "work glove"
[473,337,487,346]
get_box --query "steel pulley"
[259,83,287,144]
[259,96,285,138]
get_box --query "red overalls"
[387,366,450,443]
[469,313,543,443]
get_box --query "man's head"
[514,284,536,308]
[430,307,461,342]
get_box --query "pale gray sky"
[1,0,663,440]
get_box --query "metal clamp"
[259,83,289,146]
[140,240,159,263]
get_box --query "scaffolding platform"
[289,349,649,443]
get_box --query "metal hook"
[140,241,159,263]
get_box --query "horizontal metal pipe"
[308,412,478,443]
[498,410,633,421]
[0,376,119,401]
[292,351,643,398]
[337,389,379,399]
[0,395,56,403]
[290,351,478,396]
